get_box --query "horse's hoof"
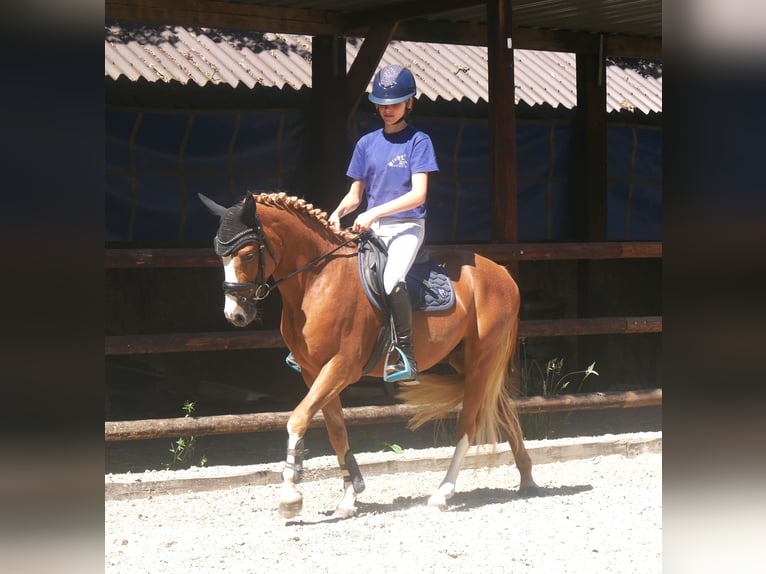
[279,499,303,518]
[279,487,303,518]
[518,484,541,498]
[427,494,448,511]
[332,505,357,519]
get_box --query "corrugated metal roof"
[105,25,662,114]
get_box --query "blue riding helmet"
[368,65,417,105]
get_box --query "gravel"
[105,433,662,573]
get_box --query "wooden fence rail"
[105,389,662,442]
[104,241,662,269]
[105,316,661,355]
[105,242,662,443]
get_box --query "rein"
[222,228,365,304]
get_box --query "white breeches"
[372,218,425,295]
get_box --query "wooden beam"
[604,34,662,59]
[105,0,336,36]
[346,22,400,120]
[575,48,608,242]
[106,1,661,59]
[389,19,488,47]
[574,42,610,390]
[104,247,219,268]
[519,316,662,337]
[105,331,286,355]
[487,0,517,244]
[440,241,662,262]
[338,0,486,32]
[104,242,662,269]
[105,316,662,355]
[105,389,662,441]
[304,35,348,205]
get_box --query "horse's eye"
[242,252,255,262]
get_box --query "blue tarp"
[106,110,661,243]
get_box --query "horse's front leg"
[321,396,365,517]
[279,430,306,518]
[278,358,361,519]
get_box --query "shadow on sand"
[284,483,593,524]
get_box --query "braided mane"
[251,191,356,241]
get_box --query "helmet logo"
[379,65,404,88]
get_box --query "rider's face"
[377,101,411,131]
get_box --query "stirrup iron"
[285,352,301,373]
[383,346,415,383]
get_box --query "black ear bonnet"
[213,195,262,257]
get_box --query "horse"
[199,191,538,518]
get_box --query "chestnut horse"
[199,191,538,518]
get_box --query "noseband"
[222,246,274,304]
[218,216,365,305]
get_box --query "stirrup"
[285,352,301,373]
[383,346,415,383]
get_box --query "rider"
[329,64,439,382]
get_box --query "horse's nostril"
[234,314,246,325]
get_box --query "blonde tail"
[397,374,465,431]
[398,321,521,454]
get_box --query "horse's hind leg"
[321,396,365,518]
[427,431,472,510]
[499,403,539,495]
[427,332,539,508]
[427,345,488,510]
[502,360,538,494]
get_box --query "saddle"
[357,230,455,376]
[284,230,455,383]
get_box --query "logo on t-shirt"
[388,154,408,168]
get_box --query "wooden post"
[296,35,347,207]
[575,44,608,242]
[487,0,517,253]
[345,22,399,121]
[575,40,609,390]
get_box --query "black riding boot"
[385,281,419,382]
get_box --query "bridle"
[220,215,365,305]
[220,214,277,303]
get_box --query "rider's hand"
[352,211,376,232]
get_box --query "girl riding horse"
[328,64,439,384]
[199,191,538,518]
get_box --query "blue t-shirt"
[346,124,439,219]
